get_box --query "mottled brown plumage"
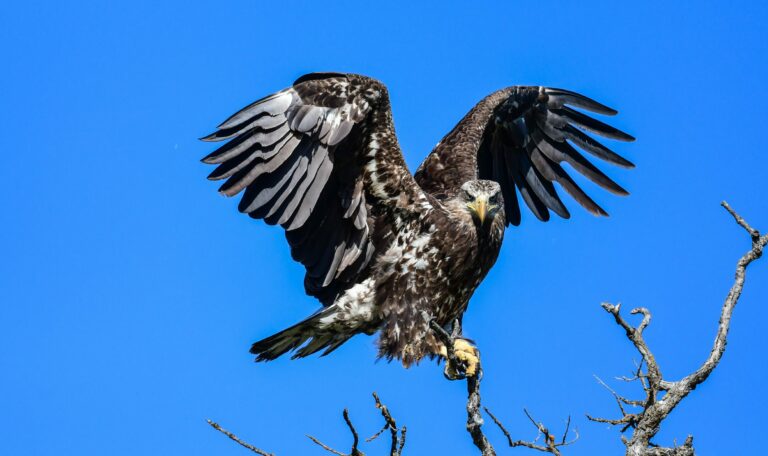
[201,73,633,366]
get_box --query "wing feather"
[272,145,328,225]
[555,106,635,141]
[286,152,333,230]
[217,91,294,130]
[544,88,618,115]
[562,125,635,168]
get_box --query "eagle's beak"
[468,197,489,225]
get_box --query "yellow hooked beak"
[468,197,494,225]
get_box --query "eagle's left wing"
[415,86,634,226]
[202,73,424,306]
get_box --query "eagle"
[202,72,633,376]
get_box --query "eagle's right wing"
[202,73,424,304]
[416,86,634,226]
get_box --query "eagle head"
[460,180,504,227]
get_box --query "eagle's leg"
[439,338,480,380]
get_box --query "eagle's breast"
[373,203,504,364]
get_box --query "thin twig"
[722,201,760,239]
[561,416,571,445]
[306,435,348,456]
[365,425,388,444]
[307,409,364,456]
[344,409,362,455]
[370,392,404,456]
[484,407,577,455]
[595,375,643,409]
[207,419,274,456]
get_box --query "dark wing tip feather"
[545,87,618,116]
[293,72,348,86]
[200,131,223,142]
[556,106,635,142]
[561,125,635,169]
[614,187,630,197]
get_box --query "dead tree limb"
[209,393,404,456]
[484,408,578,455]
[588,202,767,456]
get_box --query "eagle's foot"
[439,338,480,380]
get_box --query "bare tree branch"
[681,202,767,389]
[467,372,495,456]
[397,427,407,456]
[485,408,578,455]
[589,202,767,455]
[306,435,350,456]
[368,392,406,456]
[206,419,275,456]
[210,394,404,456]
[306,408,369,456]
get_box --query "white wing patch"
[319,278,377,330]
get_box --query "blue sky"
[2,1,767,454]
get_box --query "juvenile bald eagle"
[202,73,633,372]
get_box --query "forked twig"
[307,409,363,456]
[367,392,406,456]
[484,408,578,455]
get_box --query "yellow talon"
[453,339,480,377]
[440,338,480,379]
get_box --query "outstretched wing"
[415,86,634,225]
[202,73,421,304]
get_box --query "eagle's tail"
[249,307,353,361]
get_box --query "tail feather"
[293,333,337,358]
[320,336,351,357]
[249,307,352,361]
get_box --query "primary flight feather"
[202,72,634,369]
